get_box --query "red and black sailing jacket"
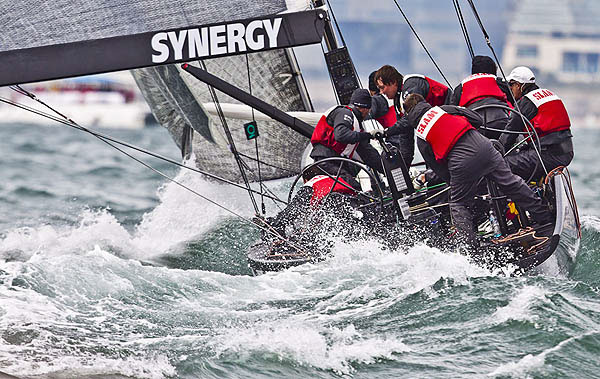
[415,106,474,161]
[376,97,399,128]
[404,74,449,107]
[523,89,571,138]
[459,73,511,108]
[310,106,362,159]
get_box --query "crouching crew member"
[373,65,452,167]
[499,66,573,181]
[403,93,552,247]
[310,88,384,190]
[450,55,514,140]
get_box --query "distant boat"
[0,73,156,129]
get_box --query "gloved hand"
[412,173,427,190]
[359,131,373,141]
[369,129,385,139]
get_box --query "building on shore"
[502,0,600,127]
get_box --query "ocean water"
[0,121,599,378]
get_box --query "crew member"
[368,70,397,129]
[310,88,384,190]
[450,55,514,140]
[373,65,452,167]
[403,93,552,247]
[500,66,573,181]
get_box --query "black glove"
[359,131,373,141]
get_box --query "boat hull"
[247,171,581,276]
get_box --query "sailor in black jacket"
[500,66,574,181]
[372,65,452,168]
[404,93,551,247]
[310,88,384,190]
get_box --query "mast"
[312,0,360,105]
[312,0,340,51]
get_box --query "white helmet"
[507,66,536,84]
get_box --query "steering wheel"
[287,157,386,219]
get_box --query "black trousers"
[447,130,551,245]
[505,146,573,182]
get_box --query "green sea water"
[0,122,599,378]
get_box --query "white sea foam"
[580,214,600,231]
[488,334,588,377]
[0,353,175,379]
[214,322,409,375]
[0,208,131,262]
[492,285,549,324]
[130,161,271,257]
[0,163,273,263]
[288,239,491,322]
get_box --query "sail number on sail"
[151,18,282,63]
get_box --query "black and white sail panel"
[0,1,324,85]
[130,0,318,182]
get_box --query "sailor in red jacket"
[450,55,514,140]
[500,66,573,181]
[371,65,452,167]
[310,88,384,190]
[403,93,551,247]
[368,70,397,129]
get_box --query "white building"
[502,0,600,84]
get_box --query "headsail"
[131,3,322,182]
[133,50,314,181]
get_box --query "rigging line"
[391,0,453,89]
[453,0,474,59]
[199,61,261,215]
[222,152,286,211]
[325,0,362,88]
[89,136,308,256]
[229,155,285,211]
[236,152,298,174]
[0,96,287,205]
[1,98,307,255]
[325,0,347,48]
[246,53,266,214]
[10,85,75,123]
[465,0,548,176]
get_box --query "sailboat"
[0,0,580,275]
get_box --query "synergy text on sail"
[151,18,283,63]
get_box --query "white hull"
[0,101,154,129]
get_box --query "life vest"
[404,74,449,107]
[415,106,474,161]
[304,175,356,204]
[310,105,362,159]
[376,97,399,128]
[524,89,571,138]
[459,73,510,107]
